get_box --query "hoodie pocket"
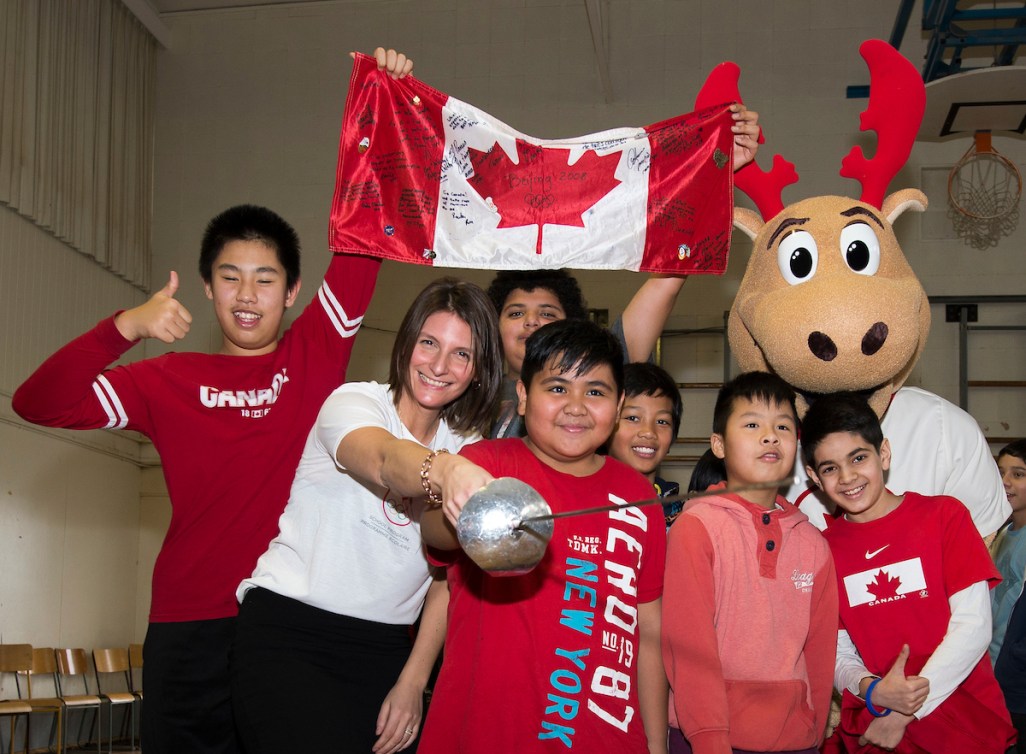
[725,679,816,751]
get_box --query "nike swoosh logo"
[865,545,889,559]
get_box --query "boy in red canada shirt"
[802,392,1016,753]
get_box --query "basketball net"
[948,131,1022,249]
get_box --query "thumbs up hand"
[867,644,930,716]
[115,271,193,344]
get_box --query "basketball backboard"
[918,66,1026,140]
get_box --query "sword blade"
[515,475,798,529]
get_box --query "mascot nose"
[808,322,889,362]
[861,322,888,356]
[808,332,837,362]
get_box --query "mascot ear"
[882,188,928,224]
[733,207,763,241]
[727,306,769,373]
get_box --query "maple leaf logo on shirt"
[867,569,902,601]
[467,140,622,254]
[843,557,927,608]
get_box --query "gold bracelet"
[420,448,449,507]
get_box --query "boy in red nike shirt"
[802,392,1016,753]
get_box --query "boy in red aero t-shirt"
[419,319,668,754]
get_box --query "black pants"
[1010,712,1026,754]
[231,587,415,754]
[143,617,240,754]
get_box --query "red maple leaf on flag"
[867,569,902,601]
[467,140,622,254]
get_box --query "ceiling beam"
[120,0,173,49]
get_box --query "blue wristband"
[865,677,892,718]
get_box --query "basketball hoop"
[948,131,1022,249]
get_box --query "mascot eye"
[839,222,880,275]
[777,231,818,285]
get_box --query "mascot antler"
[694,63,799,220]
[840,39,927,209]
[696,41,925,220]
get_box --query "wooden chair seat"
[127,644,143,701]
[1,644,39,754]
[54,648,102,753]
[101,691,136,705]
[93,648,139,751]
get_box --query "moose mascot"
[699,40,1009,538]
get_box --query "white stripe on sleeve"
[93,375,129,429]
[318,283,364,339]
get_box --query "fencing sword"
[455,475,799,576]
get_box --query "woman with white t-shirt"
[232,278,502,754]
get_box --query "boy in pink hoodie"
[661,371,837,754]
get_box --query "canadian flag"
[842,557,928,607]
[329,53,736,274]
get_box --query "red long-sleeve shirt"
[13,253,380,623]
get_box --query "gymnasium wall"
[1,0,1023,659]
